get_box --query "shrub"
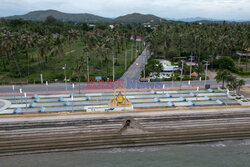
[213,57,235,71]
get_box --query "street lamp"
[87,53,90,82]
[180,60,184,89]
[189,54,194,79]
[204,61,209,86]
[143,55,146,80]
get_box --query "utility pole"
[135,41,137,58]
[189,54,194,79]
[246,55,248,72]
[143,56,146,79]
[40,74,43,84]
[204,61,209,86]
[63,64,68,92]
[131,44,133,62]
[113,54,115,82]
[180,60,184,88]
[125,50,127,71]
[12,85,16,103]
[172,70,174,88]
[86,53,90,82]
[112,54,118,82]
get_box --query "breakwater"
[0,107,250,155]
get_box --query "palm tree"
[0,30,7,71]
[215,70,232,88]
[237,79,246,93]
[94,34,111,73]
[73,56,85,94]
[3,30,22,77]
[227,79,246,94]
[195,63,205,76]
[52,35,65,59]
[21,31,33,76]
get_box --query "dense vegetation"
[1,17,249,84]
[146,22,249,72]
[215,69,245,93]
[0,18,149,84]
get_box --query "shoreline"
[0,106,250,156]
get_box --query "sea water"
[1,139,250,167]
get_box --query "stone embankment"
[0,107,250,155]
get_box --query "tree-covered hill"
[3,10,165,23]
[114,13,165,23]
[4,10,112,23]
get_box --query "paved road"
[0,79,250,94]
[122,46,150,80]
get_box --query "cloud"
[0,0,249,20]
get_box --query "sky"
[0,0,250,20]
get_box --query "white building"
[157,59,179,72]
[149,60,179,80]
[109,25,114,29]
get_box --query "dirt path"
[207,70,217,80]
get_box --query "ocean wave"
[239,140,250,146]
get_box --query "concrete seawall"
[0,107,250,155]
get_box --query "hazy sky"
[0,0,249,20]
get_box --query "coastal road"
[0,80,250,94]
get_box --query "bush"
[237,71,250,75]
[182,76,191,81]
[213,57,235,71]
[173,72,180,77]
[163,78,172,81]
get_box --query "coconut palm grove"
[0,14,249,87]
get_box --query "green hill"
[5,10,112,23]
[4,10,165,23]
[114,13,165,23]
